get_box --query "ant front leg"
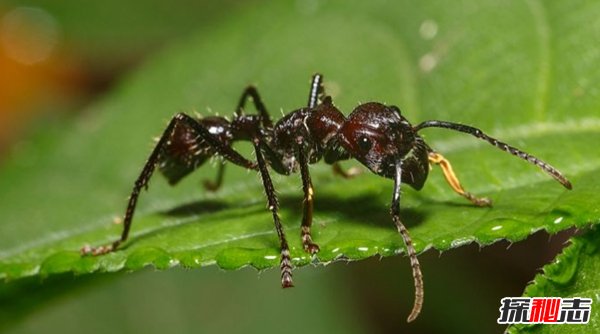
[323,143,360,179]
[253,141,294,288]
[297,146,320,254]
[81,113,256,256]
[391,161,423,323]
[428,151,492,207]
[331,162,362,179]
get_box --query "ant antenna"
[414,120,572,189]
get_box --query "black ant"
[82,74,572,322]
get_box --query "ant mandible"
[82,74,572,322]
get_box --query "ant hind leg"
[235,86,272,128]
[81,113,256,256]
[203,163,226,191]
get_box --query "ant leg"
[292,73,327,255]
[253,141,294,288]
[299,72,327,254]
[203,163,225,192]
[297,147,320,254]
[208,84,275,190]
[307,73,325,108]
[324,145,360,178]
[81,113,256,256]
[235,86,272,128]
[331,162,362,179]
[391,161,423,323]
[428,152,492,207]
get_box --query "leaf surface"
[1,0,599,280]
[509,228,600,333]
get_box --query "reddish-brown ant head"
[339,102,415,177]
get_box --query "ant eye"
[357,136,372,151]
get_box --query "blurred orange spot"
[0,6,87,156]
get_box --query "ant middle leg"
[295,73,328,254]
[297,146,320,254]
[428,151,492,207]
[331,162,362,179]
[81,113,256,256]
[323,145,360,179]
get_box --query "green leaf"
[1,0,599,282]
[3,0,247,62]
[508,227,600,333]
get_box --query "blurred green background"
[0,0,588,333]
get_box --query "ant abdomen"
[158,116,231,185]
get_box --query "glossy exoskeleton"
[82,74,572,322]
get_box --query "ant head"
[339,102,415,176]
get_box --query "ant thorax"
[272,102,346,173]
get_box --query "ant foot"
[281,273,294,288]
[203,180,220,192]
[332,163,362,179]
[80,244,113,256]
[303,242,321,255]
[466,193,492,207]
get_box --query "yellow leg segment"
[428,152,492,207]
[332,162,362,179]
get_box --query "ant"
[82,73,572,322]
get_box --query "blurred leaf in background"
[0,0,246,156]
[509,227,600,333]
[0,0,599,333]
